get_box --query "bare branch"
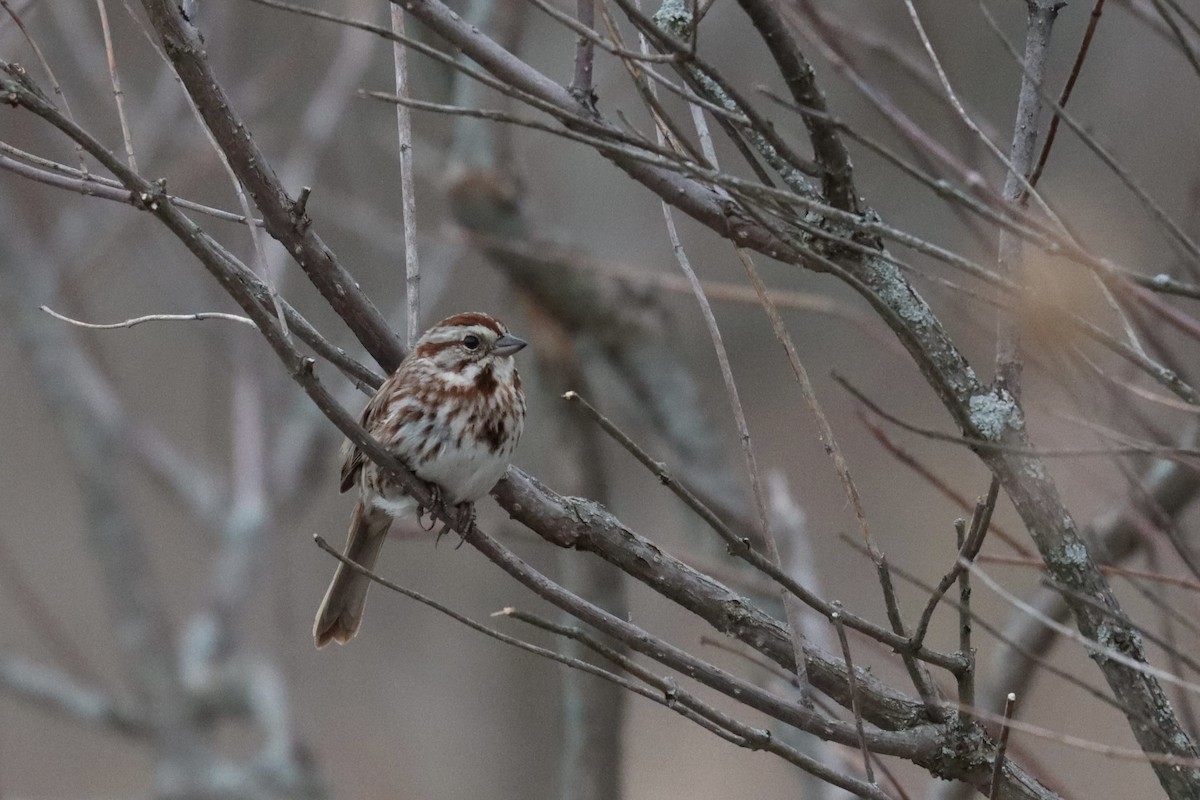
[41,305,255,330]
[389,6,421,347]
[0,655,146,737]
[94,0,136,172]
[0,146,262,224]
[831,607,875,785]
[990,693,1017,800]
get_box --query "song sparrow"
[314,312,527,647]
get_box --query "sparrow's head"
[412,312,527,382]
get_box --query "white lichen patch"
[653,0,692,31]
[1089,623,1113,665]
[1060,539,1090,568]
[868,259,985,400]
[872,261,926,325]
[968,391,1023,441]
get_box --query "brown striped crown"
[434,312,506,334]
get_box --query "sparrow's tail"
[313,501,393,647]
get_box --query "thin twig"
[989,693,1017,800]
[475,236,890,338]
[734,248,875,555]
[732,244,950,707]
[364,89,690,164]
[699,635,796,684]
[956,518,976,726]
[734,247,939,708]
[911,481,999,651]
[169,51,288,341]
[1028,0,1106,189]
[1150,0,1200,83]
[992,0,1061,395]
[390,6,421,347]
[569,0,596,98]
[1145,546,1200,736]
[95,0,137,172]
[41,306,256,330]
[832,605,875,785]
[490,618,756,745]
[0,151,261,224]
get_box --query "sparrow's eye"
[462,334,481,351]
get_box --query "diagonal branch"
[137,0,406,371]
[736,0,860,213]
[0,655,147,737]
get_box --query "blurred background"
[2,0,1199,797]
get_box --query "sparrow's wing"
[339,369,406,493]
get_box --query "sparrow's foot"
[416,484,444,532]
[433,500,475,548]
[451,501,475,530]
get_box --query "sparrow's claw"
[417,484,445,531]
[427,493,475,546]
[452,502,474,548]
[452,501,475,530]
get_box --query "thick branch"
[735,0,860,213]
[494,468,926,729]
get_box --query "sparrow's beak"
[492,333,528,357]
